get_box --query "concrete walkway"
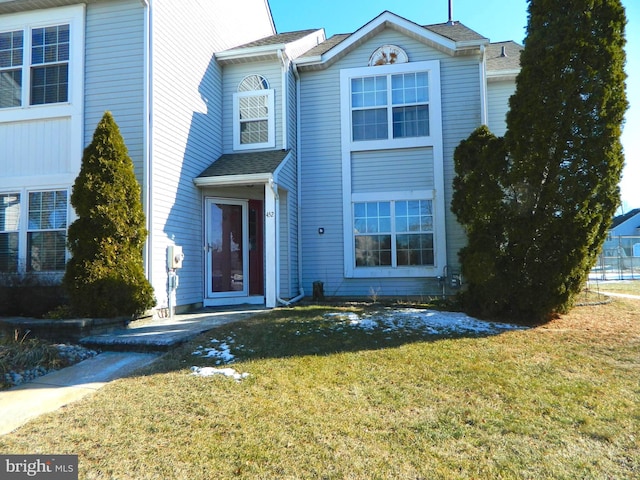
[0,352,159,435]
[0,307,266,436]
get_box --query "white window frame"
[0,192,21,272]
[0,187,69,274]
[233,89,275,151]
[346,190,442,278]
[340,60,441,152]
[0,5,84,123]
[340,60,447,279]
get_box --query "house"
[0,1,521,313]
[609,208,640,237]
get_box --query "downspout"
[278,49,288,149]
[479,44,488,126]
[281,63,306,305]
[141,0,152,283]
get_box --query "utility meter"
[167,245,184,269]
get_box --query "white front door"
[205,198,248,299]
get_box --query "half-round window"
[238,75,269,92]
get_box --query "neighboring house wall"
[611,212,640,236]
[84,0,144,181]
[486,79,515,137]
[299,27,482,297]
[148,0,274,309]
[0,4,85,274]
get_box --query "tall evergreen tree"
[453,0,627,321]
[63,112,155,317]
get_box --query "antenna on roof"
[447,0,455,25]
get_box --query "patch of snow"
[324,308,525,336]
[191,366,249,381]
[191,338,235,364]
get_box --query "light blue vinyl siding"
[221,61,283,153]
[300,28,481,297]
[148,0,275,308]
[149,1,234,308]
[84,0,144,183]
[276,153,298,298]
[351,148,434,193]
[487,79,516,137]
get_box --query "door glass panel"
[210,203,244,293]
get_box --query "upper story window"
[233,74,275,150]
[0,30,23,108]
[351,71,429,142]
[0,23,69,109]
[340,60,441,151]
[30,24,69,105]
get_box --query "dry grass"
[0,298,638,479]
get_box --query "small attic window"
[238,75,269,92]
[369,45,409,67]
[233,75,275,150]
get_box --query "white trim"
[232,89,276,150]
[0,5,84,125]
[479,45,488,126]
[0,185,71,273]
[264,182,277,307]
[345,191,442,279]
[204,197,249,299]
[194,173,273,188]
[203,296,264,307]
[340,61,440,150]
[295,11,488,69]
[340,60,446,279]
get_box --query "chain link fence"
[591,235,640,280]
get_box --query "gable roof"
[611,208,640,229]
[195,150,290,186]
[295,11,489,71]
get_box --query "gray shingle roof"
[486,41,523,72]
[222,30,321,51]
[197,150,290,178]
[424,22,487,42]
[611,208,640,229]
[297,21,487,61]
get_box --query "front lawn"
[1,300,638,479]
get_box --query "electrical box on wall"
[167,245,184,269]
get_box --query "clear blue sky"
[270,0,640,211]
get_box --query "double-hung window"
[0,193,20,272]
[30,24,69,105]
[354,198,434,268]
[350,71,429,142]
[0,189,68,273]
[0,30,23,108]
[27,190,67,272]
[0,23,69,109]
[233,74,275,150]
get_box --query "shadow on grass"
[145,304,528,375]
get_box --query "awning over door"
[195,149,291,187]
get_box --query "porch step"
[79,307,266,352]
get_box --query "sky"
[269,0,640,212]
